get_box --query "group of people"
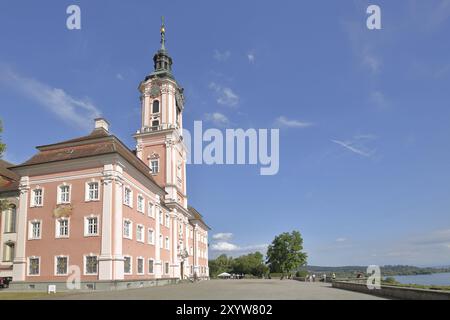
[305,273,336,283]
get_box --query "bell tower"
[134,17,188,210]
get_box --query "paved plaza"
[33,279,385,300]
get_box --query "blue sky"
[1,0,450,266]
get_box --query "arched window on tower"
[152,100,160,114]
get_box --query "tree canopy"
[266,230,307,278]
[208,252,269,278]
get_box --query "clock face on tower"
[150,84,161,97]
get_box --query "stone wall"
[8,278,179,292]
[333,280,450,300]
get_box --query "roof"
[0,159,19,193]
[188,206,211,230]
[10,128,163,193]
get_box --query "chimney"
[94,118,109,132]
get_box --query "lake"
[392,272,450,286]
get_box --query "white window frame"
[165,213,170,228]
[150,159,159,174]
[57,183,71,204]
[123,219,132,240]
[123,255,132,275]
[158,210,163,225]
[159,234,163,248]
[148,202,155,218]
[148,228,155,245]
[27,256,40,276]
[165,236,170,250]
[55,217,70,238]
[83,254,99,275]
[136,257,145,275]
[123,187,133,207]
[137,194,145,213]
[28,220,42,240]
[31,187,44,207]
[84,215,100,237]
[148,258,154,274]
[136,224,144,243]
[54,255,69,276]
[85,180,100,202]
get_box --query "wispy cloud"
[343,20,382,75]
[211,241,267,253]
[204,112,230,127]
[331,135,377,158]
[209,82,239,107]
[369,90,390,109]
[274,116,313,129]
[0,66,101,131]
[212,232,234,241]
[116,73,124,80]
[213,49,231,62]
[336,237,347,243]
[247,52,255,63]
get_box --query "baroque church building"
[0,22,209,290]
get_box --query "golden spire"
[160,16,166,50]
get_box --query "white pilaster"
[154,195,162,278]
[12,177,29,281]
[170,210,180,279]
[99,165,114,280]
[112,165,124,280]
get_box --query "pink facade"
[2,24,210,285]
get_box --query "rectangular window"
[165,213,170,228]
[30,221,41,239]
[56,219,69,238]
[164,262,169,274]
[148,202,154,218]
[136,225,144,242]
[124,188,132,206]
[59,185,70,203]
[85,256,98,275]
[124,256,131,274]
[165,237,170,250]
[87,182,99,201]
[123,220,132,239]
[159,234,163,248]
[148,259,154,274]
[150,159,159,174]
[159,210,163,225]
[137,195,144,213]
[33,189,43,206]
[56,256,68,275]
[86,217,98,236]
[148,229,154,245]
[29,257,40,275]
[137,258,144,275]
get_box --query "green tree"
[266,231,307,279]
[231,252,268,277]
[208,254,233,277]
[0,119,5,158]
